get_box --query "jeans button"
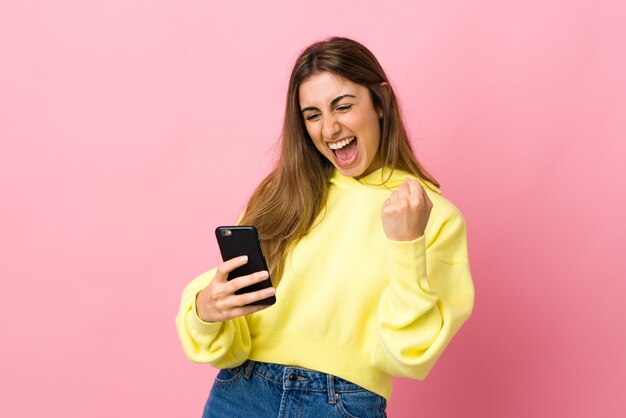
[288,372,298,382]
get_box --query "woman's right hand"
[195,256,275,322]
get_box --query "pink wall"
[1,1,624,417]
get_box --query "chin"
[336,164,367,178]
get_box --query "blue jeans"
[202,360,387,418]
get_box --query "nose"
[321,113,341,140]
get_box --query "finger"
[381,199,393,217]
[384,194,401,211]
[228,270,270,293]
[228,303,272,319]
[416,179,431,204]
[215,255,248,282]
[225,286,276,309]
[391,191,401,205]
[406,179,424,203]
[396,181,410,199]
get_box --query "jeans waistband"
[243,360,369,394]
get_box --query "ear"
[379,81,391,100]
[375,82,391,116]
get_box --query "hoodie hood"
[329,167,442,194]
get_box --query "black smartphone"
[215,226,276,306]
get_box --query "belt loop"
[327,374,339,404]
[243,360,255,380]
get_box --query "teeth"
[328,136,355,150]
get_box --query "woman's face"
[299,72,383,179]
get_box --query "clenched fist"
[381,178,433,241]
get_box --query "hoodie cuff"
[187,290,223,335]
[385,234,438,296]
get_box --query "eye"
[336,104,352,112]
[305,113,320,121]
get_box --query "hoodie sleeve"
[371,201,475,379]
[175,268,252,369]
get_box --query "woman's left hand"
[381,178,433,241]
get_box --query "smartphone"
[215,226,276,306]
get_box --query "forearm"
[175,268,252,367]
[371,233,474,379]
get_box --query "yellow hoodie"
[176,167,475,400]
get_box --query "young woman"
[176,36,475,418]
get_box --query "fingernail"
[240,255,248,261]
[265,287,275,295]
[260,270,269,278]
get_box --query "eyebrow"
[300,94,357,113]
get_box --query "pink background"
[1,1,624,417]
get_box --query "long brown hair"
[239,36,439,283]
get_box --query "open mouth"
[328,136,358,167]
